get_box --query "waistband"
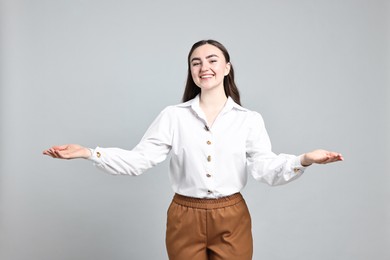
[172,193,244,210]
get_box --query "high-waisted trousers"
[166,193,253,260]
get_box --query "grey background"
[1,0,389,259]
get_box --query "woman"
[43,39,343,260]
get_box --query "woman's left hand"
[301,149,344,167]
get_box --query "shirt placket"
[204,125,216,197]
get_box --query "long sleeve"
[246,111,306,186]
[85,95,307,198]
[88,107,174,176]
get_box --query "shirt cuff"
[292,155,307,174]
[87,147,102,163]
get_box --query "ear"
[224,62,231,76]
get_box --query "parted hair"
[182,40,241,105]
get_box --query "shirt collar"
[177,94,248,113]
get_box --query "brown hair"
[181,39,241,105]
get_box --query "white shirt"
[88,95,306,198]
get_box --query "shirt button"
[96,152,101,158]
[207,190,212,194]
[207,140,212,145]
[206,173,211,178]
[207,155,211,162]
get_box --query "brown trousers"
[166,193,253,260]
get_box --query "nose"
[200,62,209,72]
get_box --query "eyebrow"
[191,54,219,62]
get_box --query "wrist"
[82,147,92,159]
[300,154,313,167]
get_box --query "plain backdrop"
[1,0,389,259]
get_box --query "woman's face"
[189,44,230,93]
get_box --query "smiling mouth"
[200,74,214,79]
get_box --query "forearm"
[249,153,306,186]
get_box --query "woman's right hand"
[43,144,91,159]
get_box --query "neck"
[199,87,228,127]
[199,87,227,110]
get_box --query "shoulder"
[237,106,266,127]
[157,101,191,118]
[160,99,194,115]
[235,104,263,119]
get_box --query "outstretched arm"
[246,112,344,186]
[42,107,174,176]
[43,144,91,159]
[300,149,344,167]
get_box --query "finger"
[52,145,69,151]
[321,155,343,164]
[316,154,337,164]
[50,148,60,157]
[54,150,69,159]
[43,149,57,158]
[54,149,76,160]
[330,153,343,161]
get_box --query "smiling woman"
[183,39,240,106]
[43,39,343,260]
[190,47,230,97]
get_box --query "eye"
[192,62,201,66]
[210,60,217,63]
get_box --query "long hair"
[181,39,241,105]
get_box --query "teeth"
[201,75,213,78]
